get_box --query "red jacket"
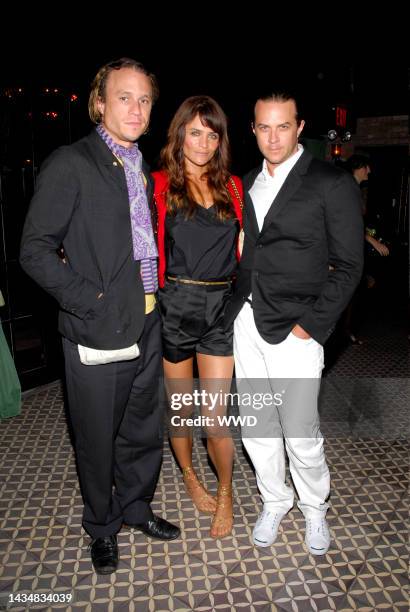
[152,170,244,288]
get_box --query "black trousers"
[62,307,163,538]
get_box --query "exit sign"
[335,106,347,128]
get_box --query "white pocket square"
[77,343,140,365]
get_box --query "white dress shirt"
[250,145,304,232]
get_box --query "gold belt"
[166,276,232,286]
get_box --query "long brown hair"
[160,96,234,220]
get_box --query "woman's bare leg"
[197,353,235,537]
[165,357,216,513]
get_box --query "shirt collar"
[261,144,304,180]
[96,124,139,159]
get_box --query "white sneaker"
[305,516,330,555]
[252,509,286,547]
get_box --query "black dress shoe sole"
[93,563,118,575]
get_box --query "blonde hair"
[88,57,159,124]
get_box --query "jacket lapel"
[243,166,261,239]
[104,160,128,193]
[260,150,312,237]
[90,130,128,193]
[90,130,155,232]
[142,160,154,202]
[142,162,157,234]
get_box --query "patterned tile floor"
[0,309,408,611]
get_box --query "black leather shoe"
[89,535,118,574]
[129,515,180,540]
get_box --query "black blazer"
[20,130,155,349]
[225,150,364,346]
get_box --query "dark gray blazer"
[20,130,155,349]
[225,150,364,345]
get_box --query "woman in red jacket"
[153,96,243,538]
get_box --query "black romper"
[159,203,239,363]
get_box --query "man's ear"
[251,122,256,135]
[96,97,105,118]
[297,120,305,138]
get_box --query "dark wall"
[0,89,79,390]
[1,63,407,389]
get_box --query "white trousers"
[234,302,330,518]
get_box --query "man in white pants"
[225,90,363,554]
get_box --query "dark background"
[2,36,408,166]
[0,37,408,389]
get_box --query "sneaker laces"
[306,516,329,537]
[306,516,326,532]
[256,509,281,528]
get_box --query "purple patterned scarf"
[96,125,158,261]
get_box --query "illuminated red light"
[335,106,347,128]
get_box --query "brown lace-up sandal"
[182,466,217,514]
[210,484,234,539]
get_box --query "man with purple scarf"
[20,58,180,575]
